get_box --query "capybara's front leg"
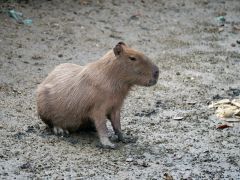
[110,110,137,143]
[93,113,116,149]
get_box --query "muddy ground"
[0,0,240,179]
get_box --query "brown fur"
[36,42,159,148]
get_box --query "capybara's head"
[113,42,159,87]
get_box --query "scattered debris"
[173,116,184,121]
[20,162,31,169]
[25,126,36,133]
[187,101,197,105]
[216,124,233,129]
[135,109,157,117]
[209,98,240,120]
[208,99,231,108]
[216,105,239,118]
[216,16,225,26]
[8,10,32,25]
[232,99,240,108]
[223,118,240,122]
[163,173,174,180]
[233,25,240,31]
[141,161,149,167]
[126,157,133,162]
[226,88,240,97]
[218,27,224,32]
[31,55,42,60]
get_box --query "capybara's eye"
[129,56,136,61]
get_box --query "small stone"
[142,161,149,167]
[218,27,224,32]
[20,162,31,169]
[176,72,180,75]
[231,43,236,47]
[32,55,42,60]
[236,40,240,44]
[126,157,133,162]
[187,101,197,105]
[173,116,184,120]
[58,54,63,58]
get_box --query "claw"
[97,142,117,149]
[53,127,69,137]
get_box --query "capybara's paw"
[97,142,117,149]
[102,143,117,149]
[120,135,138,144]
[110,135,119,142]
[53,127,69,137]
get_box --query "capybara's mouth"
[146,79,158,86]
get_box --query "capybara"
[36,42,159,149]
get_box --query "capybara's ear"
[113,42,126,56]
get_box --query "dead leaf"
[216,124,233,129]
[208,99,231,108]
[231,99,240,108]
[216,105,238,118]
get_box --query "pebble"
[173,116,184,120]
[126,157,133,162]
[20,162,31,169]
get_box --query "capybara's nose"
[153,67,159,79]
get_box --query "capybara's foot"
[97,139,117,149]
[102,143,117,149]
[97,142,117,149]
[53,127,69,137]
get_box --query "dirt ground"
[0,0,240,179]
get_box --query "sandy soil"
[0,0,240,179]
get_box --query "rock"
[173,116,184,120]
[126,157,133,162]
[20,162,31,169]
[163,173,173,180]
[142,161,149,167]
